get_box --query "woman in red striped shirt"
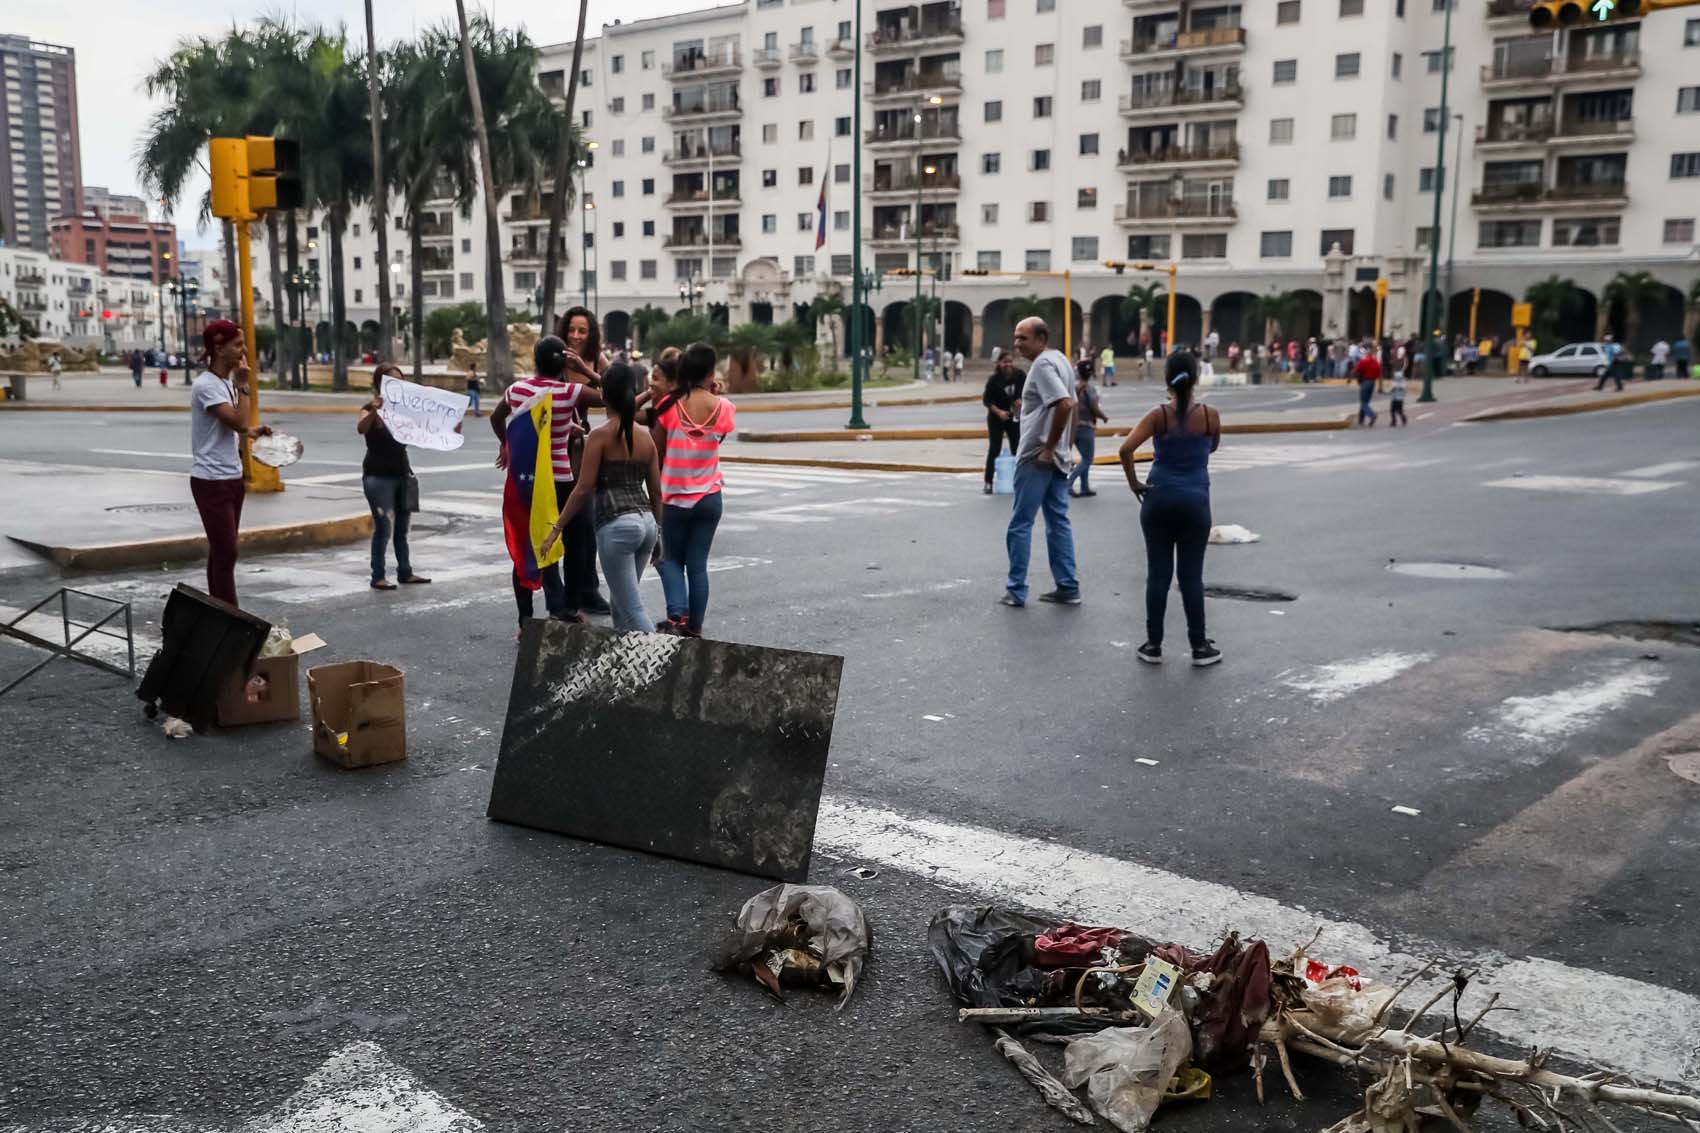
[652,342,735,636]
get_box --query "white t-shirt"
[190,370,242,480]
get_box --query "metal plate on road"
[488,621,843,882]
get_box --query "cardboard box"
[308,660,406,768]
[215,633,327,728]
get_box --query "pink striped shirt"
[505,377,587,479]
[658,396,736,506]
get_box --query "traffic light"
[1375,278,1389,300]
[1529,0,1641,26]
[887,267,917,277]
[1102,260,1159,274]
[960,268,991,277]
[209,136,302,220]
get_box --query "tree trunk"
[329,211,350,391]
[285,212,302,389]
[454,0,512,386]
[366,0,395,362]
[221,221,238,321]
[264,214,287,383]
[410,219,425,379]
[541,0,591,331]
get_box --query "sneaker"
[1136,642,1163,664]
[1038,589,1083,606]
[550,610,588,625]
[580,593,612,616]
[1078,489,1098,497]
[998,591,1025,608]
[656,615,689,634]
[1191,640,1223,668]
[983,484,993,495]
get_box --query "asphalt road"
[3,397,1699,1131]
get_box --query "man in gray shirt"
[1001,317,1080,607]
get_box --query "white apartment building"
[257,0,1700,360]
[0,245,167,352]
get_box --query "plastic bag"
[1062,1009,1193,1133]
[258,625,294,659]
[714,884,870,1010]
[928,905,1056,1008]
[1300,978,1395,1045]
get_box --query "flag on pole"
[501,391,564,590]
[814,176,829,251]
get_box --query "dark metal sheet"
[488,621,843,882]
[135,584,271,732]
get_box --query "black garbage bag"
[928,905,1058,1007]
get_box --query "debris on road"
[932,905,1700,1131]
[715,884,870,1010]
[1208,524,1262,545]
[307,660,406,768]
[160,714,194,739]
[995,1028,1096,1126]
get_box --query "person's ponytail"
[602,362,640,453]
[1165,350,1200,419]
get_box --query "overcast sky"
[10,0,708,248]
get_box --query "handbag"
[402,474,420,514]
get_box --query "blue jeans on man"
[1005,459,1079,605]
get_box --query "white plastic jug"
[992,453,1016,495]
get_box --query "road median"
[1461,384,1700,423]
[737,411,1352,444]
[7,510,373,572]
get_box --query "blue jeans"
[1357,380,1378,424]
[1005,460,1078,604]
[596,511,659,632]
[362,474,412,582]
[467,385,481,414]
[1140,490,1211,648]
[659,491,723,630]
[1069,427,1096,493]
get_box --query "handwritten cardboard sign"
[378,375,468,452]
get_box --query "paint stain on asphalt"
[1203,584,1297,602]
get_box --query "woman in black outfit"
[357,363,431,591]
[981,353,1023,494]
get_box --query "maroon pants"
[190,476,245,606]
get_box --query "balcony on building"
[419,247,456,273]
[865,106,961,147]
[827,34,856,58]
[790,39,820,64]
[1485,0,1537,20]
[752,46,783,68]
[507,232,567,264]
[1115,190,1238,227]
[868,3,965,54]
[865,222,961,247]
[503,193,557,226]
[664,45,742,81]
[664,219,741,250]
[663,131,742,167]
[417,211,455,241]
[664,83,743,122]
[666,170,741,210]
[1122,6,1245,63]
[1550,88,1636,147]
[1482,26,1640,89]
[1472,154,1628,211]
[1118,123,1239,173]
[1119,67,1243,117]
[866,159,962,199]
[16,269,47,288]
[868,56,963,103]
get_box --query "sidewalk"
[0,457,369,576]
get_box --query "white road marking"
[1279,651,1434,704]
[89,448,361,467]
[0,1041,484,1132]
[1467,664,1667,745]
[1620,460,1700,479]
[291,461,494,486]
[1485,474,1680,496]
[863,578,974,600]
[1391,805,1422,817]
[812,797,1700,1087]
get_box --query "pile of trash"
[930,905,1700,1132]
[715,884,870,1010]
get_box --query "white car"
[1527,342,1612,377]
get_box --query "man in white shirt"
[188,320,271,606]
[1001,317,1080,608]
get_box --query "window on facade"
[354,288,363,303]
[837,69,851,90]
[1084,24,1103,47]
[643,94,655,111]
[1388,113,1399,139]
[763,78,779,97]
[643,220,655,236]
[1423,107,1441,132]
[1340,0,1364,14]
[1274,59,1297,84]
[353,256,362,270]
[1026,249,1052,271]
[1479,219,1541,248]
[1678,87,1700,112]
[1127,235,1171,259]
[1319,229,1354,255]
[763,124,778,143]
[641,50,655,70]
[1383,173,1395,200]
[799,121,815,140]
[1415,226,1434,251]
[1277,0,1301,23]
[832,254,853,274]
[982,153,1001,174]
[611,97,625,113]
[1328,175,1352,198]
[763,169,778,188]
[1182,233,1228,259]
[1079,133,1099,155]
[983,203,999,224]
[1335,53,1361,78]
[1268,178,1290,201]
[459,272,474,292]
[1032,149,1051,171]
[1331,113,1357,139]
[1423,48,1453,72]
[836,163,851,182]
[1270,117,1295,143]
[834,211,850,231]
[1686,18,1700,43]
[986,49,1004,72]
[985,100,1003,122]
[641,259,657,279]
[798,213,813,232]
[762,214,777,234]
[977,250,1002,270]
[1392,52,1402,78]
[1082,79,1101,101]
[612,180,625,198]
[799,166,815,184]
[613,222,625,238]
[988,0,1005,17]
[610,260,627,280]
[1671,152,1700,178]
[1552,216,1619,246]
[1034,96,1053,118]
[611,140,626,157]
[794,255,815,278]
[1078,188,1097,208]
[1071,237,1098,262]
[1663,218,1695,243]
[797,73,816,95]
[642,178,654,195]
[642,136,655,153]
[1035,43,1054,65]
[1419,167,1445,192]
[1260,231,1293,258]
[1028,201,1049,222]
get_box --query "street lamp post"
[158,250,172,351]
[168,276,199,386]
[910,95,944,384]
[584,199,598,316]
[848,0,870,431]
[1443,110,1464,347]
[1419,0,1455,403]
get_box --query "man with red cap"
[189,319,270,606]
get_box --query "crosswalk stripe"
[1485,474,1680,496]
[1620,460,1700,479]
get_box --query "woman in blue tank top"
[1116,351,1222,667]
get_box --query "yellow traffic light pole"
[1374,277,1388,342]
[1529,0,1700,25]
[1102,261,1180,355]
[952,267,1077,357]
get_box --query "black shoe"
[983,484,993,495]
[1137,642,1162,665]
[550,610,588,625]
[580,593,612,616]
[1078,489,1098,497]
[998,591,1025,608]
[1038,589,1083,606]
[1191,640,1223,668]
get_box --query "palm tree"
[1244,289,1302,342]
[810,291,845,368]
[1524,275,1577,351]
[631,304,670,353]
[909,294,942,352]
[1685,277,1700,359]
[1123,282,1166,348]
[725,322,777,390]
[1603,270,1666,353]
[772,320,813,372]
[541,0,591,329]
[453,0,509,383]
[248,20,309,384]
[1008,294,1048,325]
[364,0,394,362]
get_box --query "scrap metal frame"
[0,587,136,697]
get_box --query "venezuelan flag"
[502,391,564,589]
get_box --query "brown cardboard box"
[215,633,327,727]
[308,660,406,768]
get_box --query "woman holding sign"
[357,364,432,590]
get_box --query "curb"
[1461,384,1700,423]
[733,391,983,414]
[738,413,1352,443]
[6,511,373,572]
[0,402,358,415]
[722,452,1151,475]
